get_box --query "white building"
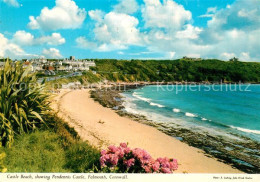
[63,59,96,71]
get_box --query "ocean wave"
[229,126,260,135]
[132,92,151,102]
[173,108,181,113]
[133,92,165,108]
[185,112,197,117]
[201,118,207,121]
[150,102,165,108]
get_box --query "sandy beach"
[51,89,242,173]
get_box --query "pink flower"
[152,161,160,172]
[99,142,178,173]
[123,147,131,154]
[169,159,178,170]
[110,154,119,166]
[161,167,172,173]
[101,149,107,155]
[156,157,170,168]
[115,147,125,158]
[124,158,135,168]
[120,143,127,148]
[108,145,118,153]
[132,148,152,162]
[156,157,163,163]
[100,156,106,167]
[104,154,110,160]
[144,165,151,173]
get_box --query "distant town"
[0,56,96,76]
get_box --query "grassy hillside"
[91,59,260,83]
[0,114,101,172]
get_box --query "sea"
[122,84,260,142]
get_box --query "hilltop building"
[182,56,202,61]
[229,57,239,62]
[70,56,75,61]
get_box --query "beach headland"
[51,87,244,173]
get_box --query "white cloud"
[12,31,34,46]
[176,24,202,39]
[199,7,217,18]
[88,10,104,22]
[0,33,39,59]
[137,0,205,58]
[199,14,214,18]
[76,0,204,56]
[197,0,260,61]
[137,0,260,61]
[220,52,236,60]
[97,43,127,52]
[76,36,127,52]
[0,33,65,59]
[142,0,192,30]
[28,0,86,31]
[113,0,138,14]
[207,7,217,14]
[186,53,201,58]
[37,33,66,45]
[3,0,19,7]
[237,8,258,21]
[76,0,203,57]
[94,12,141,45]
[207,1,260,31]
[12,31,65,46]
[42,48,63,58]
[165,51,176,59]
[239,52,250,61]
[76,36,98,50]
[76,12,141,51]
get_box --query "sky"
[0,0,259,61]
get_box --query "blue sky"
[0,0,259,61]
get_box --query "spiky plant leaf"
[0,59,50,147]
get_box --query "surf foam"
[185,112,197,117]
[173,108,181,113]
[150,102,165,108]
[230,126,260,135]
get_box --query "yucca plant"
[0,59,50,147]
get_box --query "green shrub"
[64,142,100,172]
[42,113,80,149]
[1,130,68,172]
[0,60,50,147]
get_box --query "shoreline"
[52,88,243,173]
[90,87,260,173]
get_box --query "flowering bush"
[100,143,178,173]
